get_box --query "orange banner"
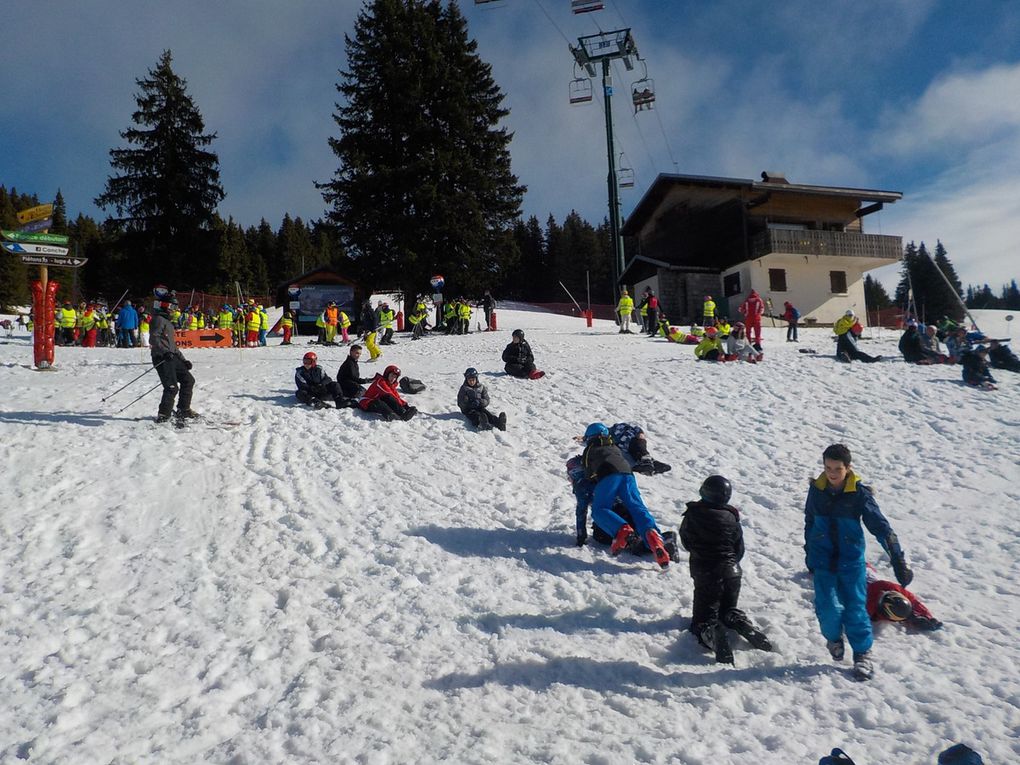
[174,329,233,348]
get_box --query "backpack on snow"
[399,376,426,394]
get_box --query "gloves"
[891,553,913,587]
[907,615,942,631]
[183,358,193,370]
[158,352,175,366]
[575,532,587,547]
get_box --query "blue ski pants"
[591,473,659,539]
[813,567,873,654]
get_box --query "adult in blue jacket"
[805,443,913,680]
[117,301,139,347]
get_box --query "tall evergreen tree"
[319,0,524,297]
[0,186,31,309]
[864,274,893,311]
[894,241,918,309]
[95,50,224,289]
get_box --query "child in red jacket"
[359,365,417,421]
[865,564,942,630]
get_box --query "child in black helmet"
[502,329,545,379]
[457,367,506,431]
[680,475,773,663]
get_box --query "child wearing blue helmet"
[580,422,670,568]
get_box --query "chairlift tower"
[570,29,639,297]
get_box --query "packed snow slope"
[1,307,1017,764]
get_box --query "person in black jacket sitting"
[679,475,773,663]
[988,339,1020,372]
[337,345,371,401]
[502,329,545,379]
[295,351,344,409]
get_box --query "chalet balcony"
[751,229,902,262]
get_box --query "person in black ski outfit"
[480,290,496,331]
[336,345,371,401]
[502,329,543,379]
[457,367,506,431]
[960,345,997,388]
[295,351,344,409]
[680,475,772,663]
[149,292,197,423]
[988,339,1020,372]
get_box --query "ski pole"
[115,380,163,414]
[101,358,165,402]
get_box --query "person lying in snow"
[865,563,942,631]
[502,328,545,379]
[988,339,1020,372]
[457,367,506,431]
[567,423,672,568]
[680,475,773,663]
[566,451,678,560]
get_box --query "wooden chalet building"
[619,172,902,326]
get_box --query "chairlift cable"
[653,104,680,173]
[530,0,572,46]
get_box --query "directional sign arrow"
[17,253,88,268]
[19,218,53,233]
[199,332,226,343]
[16,204,53,224]
[1,229,69,245]
[2,241,69,256]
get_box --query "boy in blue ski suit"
[805,443,913,679]
[579,423,670,568]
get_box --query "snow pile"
[1,308,1017,763]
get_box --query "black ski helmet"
[464,367,479,379]
[512,329,525,340]
[699,475,732,505]
[879,591,912,621]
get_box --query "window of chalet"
[723,272,741,297]
[830,270,848,294]
[768,268,787,292]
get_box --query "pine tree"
[894,241,918,309]
[0,186,30,309]
[864,274,893,311]
[1003,279,1020,310]
[211,217,252,294]
[319,0,524,297]
[95,50,224,290]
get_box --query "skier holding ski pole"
[101,358,167,403]
[150,288,199,423]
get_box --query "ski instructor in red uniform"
[739,289,766,347]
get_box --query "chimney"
[761,171,789,184]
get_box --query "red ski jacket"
[739,293,765,318]
[866,578,934,621]
[359,374,406,411]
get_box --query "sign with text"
[2,241,69,257]
[16,204,53,224]
[1,229,69,245]
[173,329,233,349]
[18,253,88,268]
[19,217,54,233]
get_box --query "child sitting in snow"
[694,326,724,361]
[725,322,759,362]
[960,346,996,389]
[679,475,773,663]
[457,367,506,431]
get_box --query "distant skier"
[738,289,765,347]
[502,329,544,379]
[579,422,670,568]
[616,288,635,333]
[457,367,506,431]
[783,300,800,342]
[804,443,913,680]
[149,291,198,423]
[680,475,773,663]
[295,351,344,409]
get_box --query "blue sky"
[2,0,1019,290]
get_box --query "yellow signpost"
[16,203,54,224]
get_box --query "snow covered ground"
[0,306,1017,764]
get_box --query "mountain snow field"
[1,306,1017,764]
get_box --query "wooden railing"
[752,229,902,260]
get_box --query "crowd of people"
[897,316,1017,390]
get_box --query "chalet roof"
[621,172,903,236]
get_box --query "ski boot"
[852,651,874,680]
[155,412,172,424]
[311,399,329,410]
[610,524,638,556]
[725,613,773,651]
[826,637,846,662]
[176,408,201,419]
[660,530,681,563]
[644,529,670,569]
[632,456,656,475]
[496,412,507,431]
[697,623,733,664]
